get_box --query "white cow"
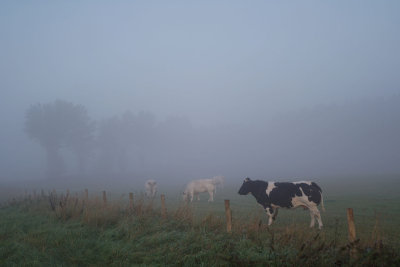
[183,176,225,202]
[211,175,224,192]
[145,179,157,198]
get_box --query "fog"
[1,2,400,190]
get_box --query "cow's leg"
[208,190,214,202]
[309,209,316,228]
[314,208,323,229]
[309,206,323,229]
[272,208,279,221]
[265,207,274,226]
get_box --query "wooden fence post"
[347,208,356,242]
[161,194,167,219]
[225,199,232,233]
[347,208,357,258]
[102,191,107,207]
[129,192,134,212]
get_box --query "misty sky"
[1,1,400,181]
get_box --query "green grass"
[1,186,400,266]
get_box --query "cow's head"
[238,177,252,195]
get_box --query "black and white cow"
[238,177,325,229]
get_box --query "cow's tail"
[320,192,326,212]
[312,182,325,212]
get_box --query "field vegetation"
[1,177,400,266]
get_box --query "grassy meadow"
[1,176,400,266]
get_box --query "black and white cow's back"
[238,178,325,229]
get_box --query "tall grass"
[1,189,399,266]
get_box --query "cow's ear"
[244,177,251,182]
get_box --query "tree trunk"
[45,146,64,179]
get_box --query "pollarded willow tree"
[25,100,95,179]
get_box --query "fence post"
[161,194,167,219]
[347,208,357,258]
[102,191,107,207]
[225,199,232,233]
[84,189,89,201]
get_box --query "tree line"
[25,96,400,180]
[25,100,194,179]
